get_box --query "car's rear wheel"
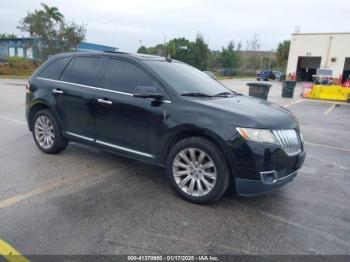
[166,137,230,204]
[32,109,68,154]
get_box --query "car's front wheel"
[166,137,230,204]
[32,109,68,154]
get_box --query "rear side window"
[61,56,103,87]
[39,57,70,80]
[104,59,155,93]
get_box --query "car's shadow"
[52,141,291,213]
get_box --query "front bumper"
[235,151,306,196]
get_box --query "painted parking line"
[305,141,350,153]
[0,180,67,209]
[284,99,304,108]
[302,99,350,106]
[0,166,130,210]
[324,103,337,115]
[0,115,26,126]
[0,239,30,262]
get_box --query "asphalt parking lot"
[0,78,350,256]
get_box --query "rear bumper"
[235,151,306,196]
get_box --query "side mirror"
[133,86,164,100]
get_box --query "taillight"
[25,82,30,93]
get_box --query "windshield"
[144,60,232,96]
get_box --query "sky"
[1,0,349,52]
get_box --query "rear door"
[54,56,103,141]
[94,58,167,159]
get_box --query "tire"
[32,109,68,154]
[165,137,230,204]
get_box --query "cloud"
[88,22,153,35]
[1,0,349,52]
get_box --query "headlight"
[236,127,279,144]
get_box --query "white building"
[286,32,350,82]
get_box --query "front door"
[94,58,167,160]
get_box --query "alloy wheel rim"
[34,116,55,149]
[172,148,217,197]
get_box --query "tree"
[41,3,63,24]
[243,34,261,71]
[148,44,167,56]
[218,41,241,76]
[0,33,17,39]
[219,41,240,68]
[246,34,260,52]
[136,44,167,56]
[187,33,210,71]
[208,50,221,71]
[137,46,147,54]
[17,3,86,60]
[166,37,191,63]
[237,41,242,51]
[276,40,290,69]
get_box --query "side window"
[104,59,155,93]
[61,56,103,87]
[39,57,71,80]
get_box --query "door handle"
[97,98,113,105]
[53,89,64,94]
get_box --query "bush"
[0,57,41,75]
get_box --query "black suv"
[26,52,305,203]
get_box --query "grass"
[216,76,234,80]
[0,57,40,78]
[0,75,31,79]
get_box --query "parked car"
[273,71,282,80]
[26,52,306,204]
[256,70,275,81]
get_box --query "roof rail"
[102,50,129,54]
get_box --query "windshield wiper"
[181,92,213,98]
[213,91,243,97]
[213,92,233,97]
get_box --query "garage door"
[342,58,350,82]
[297,56,322,81]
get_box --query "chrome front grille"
[273,129,302,156]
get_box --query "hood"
[191,95,299,130]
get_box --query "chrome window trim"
[96,140,154,158]
[37,77,172,103]
[38,77,133,96]
[65,131,94,142]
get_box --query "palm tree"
[41,3,64,24]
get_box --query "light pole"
[259,56,263,70]
[268,49,275,70]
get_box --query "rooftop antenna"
[294,26,301,34]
